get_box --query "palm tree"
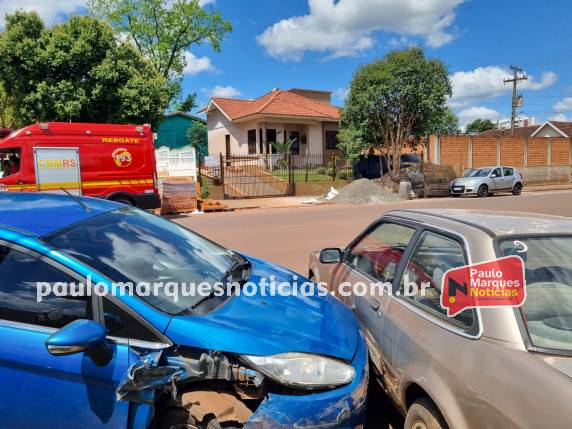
[270,138,296,155]
[270,138,297,170]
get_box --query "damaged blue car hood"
[165,256,359,361]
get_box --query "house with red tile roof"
[201,88,341,157]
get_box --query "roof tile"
[210,89,340,121]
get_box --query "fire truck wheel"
[109,195,134,206]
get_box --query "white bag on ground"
[325,187,339,200]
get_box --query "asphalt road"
[175,190,572,274]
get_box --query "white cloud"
[388,36,415,49]
[211,85,241,98]
[554,97,572,112]
[457,106,500,128]
[449,66,557,108]
[550,113,568,121]
[525,71,558,90]
[0,0,87,29]
[183,52,216,76]
[257,0,465,61]
[333,87,349,103]
[198,0,216,5]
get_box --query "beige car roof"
[388,209,572,236]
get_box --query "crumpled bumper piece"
[244,332,369,429]
[116,351,184,404]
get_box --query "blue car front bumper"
[244,332,368,429]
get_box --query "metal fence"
[199,153,354,198]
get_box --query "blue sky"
[3,0,572,127]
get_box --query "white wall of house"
[307,123,323,154]
[207,107,341,156]
[207,108,253,155]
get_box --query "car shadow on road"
[365,378,405,429]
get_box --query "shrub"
[200,179,211,199]
[316,167,326,175]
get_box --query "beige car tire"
[404,398,448,429]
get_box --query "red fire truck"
[0,122,160,209]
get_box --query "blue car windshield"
[43,208,236,315]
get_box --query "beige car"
[308,209,572,429]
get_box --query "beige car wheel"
[405,398,448,429]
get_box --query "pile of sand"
[333,178,402,204]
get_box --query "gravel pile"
[334,178,402,204]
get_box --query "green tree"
[186,121,208,158]
[427,108,459,135]
[465,118,496,133]
[89,0,232,105]
[339,47,451,183]
[176,93,197,113]
[0,84,16,128]
[271,138,297,170]
[0,12,169,127]
[270,138,296,155]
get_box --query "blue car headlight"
[241,352,355,389]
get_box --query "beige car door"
[331,221,418,376]
[380,228,480,410]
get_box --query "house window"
[247,129,257,154]
[289,131,300,155]
[325,130,340,150]
[266,129,277,154]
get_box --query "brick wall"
[429,135,571,184]
[551,138,569,166]
[440,136,469,167]
[527,138,549,166]
[471,138,497,167]
[500,138,525,167]
[428,136,436,163]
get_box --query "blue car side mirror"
[45,319,107,359]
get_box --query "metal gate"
[220,155,289,198]
[199,153,353,199]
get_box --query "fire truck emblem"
[112,148,132,167]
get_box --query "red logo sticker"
[441,256,526,317]
[112,148,133,168]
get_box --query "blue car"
[0,193,367,429]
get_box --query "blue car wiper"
[222,258,251,283]
[187,257,251,313]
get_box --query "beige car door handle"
[369,298,380,311]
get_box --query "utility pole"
[504,66,528,136]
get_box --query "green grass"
[271,170,335,182]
